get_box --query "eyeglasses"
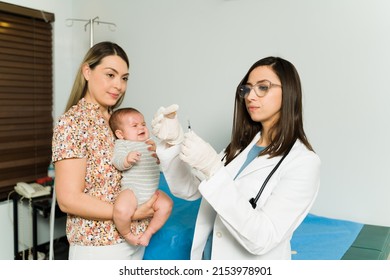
[238,80,282,98]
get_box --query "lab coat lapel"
[225,132,280,179]
[238,141,299,178]
[238,154,282,178]
[224,133,260,174]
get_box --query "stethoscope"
[249,144,293,209]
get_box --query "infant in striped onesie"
[110,107,173,246]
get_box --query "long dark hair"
[224,56,313,165]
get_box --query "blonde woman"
[52,42,157,260]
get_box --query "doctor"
[152,56,320,260]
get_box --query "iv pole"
[65,16,116,48]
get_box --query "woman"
[152,56,320,260]
[52,41,157,260]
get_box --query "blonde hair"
[65,41,129,112]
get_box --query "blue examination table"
[143,173,390,260]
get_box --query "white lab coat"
[157,132,320,260]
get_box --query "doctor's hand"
[180,131,222,179]
[151,104,184,146]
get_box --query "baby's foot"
[123,232,140,246]
[138,232,152,246]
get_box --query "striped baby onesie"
[112,140,160,205]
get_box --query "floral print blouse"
[52,98,123,246]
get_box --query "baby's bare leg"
[138,191,173,246]
[113,189,139,245]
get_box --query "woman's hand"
[133,191,159,220]
[145,138,160,164]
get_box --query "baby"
[109,107,173,246]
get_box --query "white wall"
[1,0,389,259]
[71,0,390,227]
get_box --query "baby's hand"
[125,151,141,168]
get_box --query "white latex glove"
[180,131,222,179]
[151,104,184,145]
